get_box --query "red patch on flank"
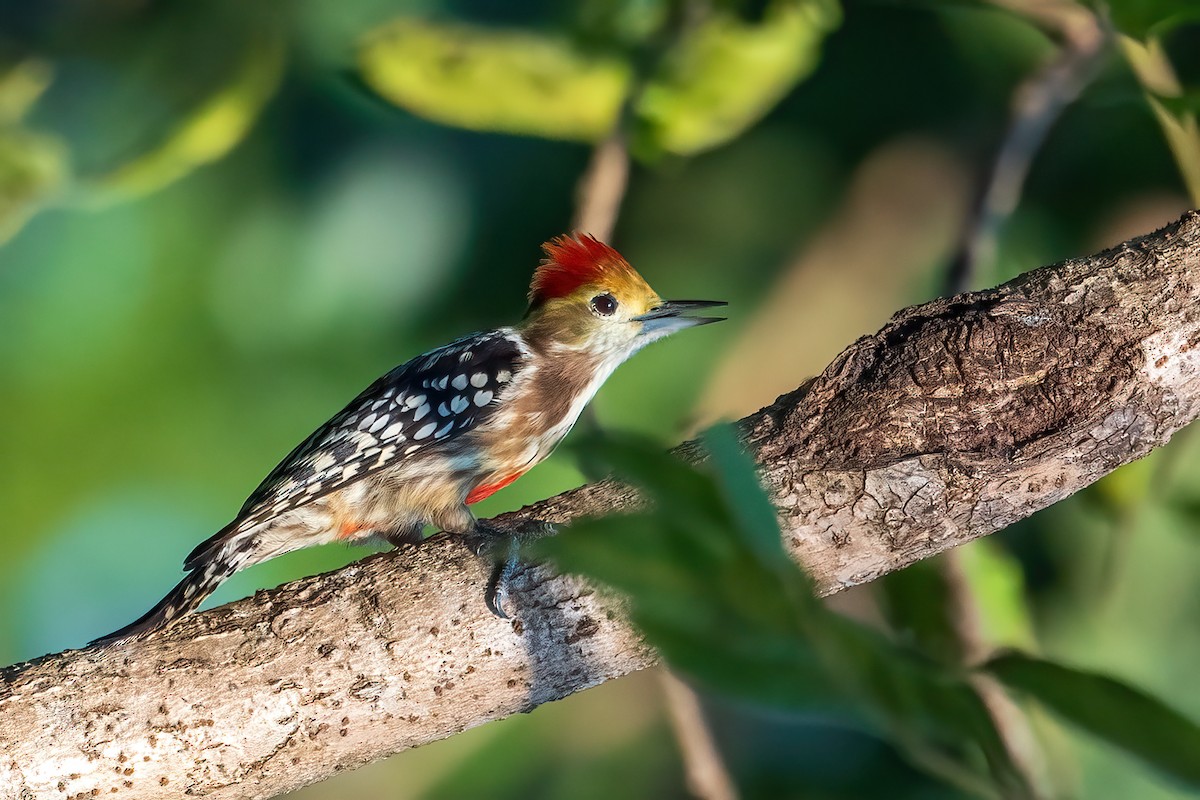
[338,520,370,540]
[466,472,525,505]
[530,233,629,306]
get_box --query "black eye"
[590,293,618,316]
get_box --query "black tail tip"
[89,608,172,648]
[88,570,216,647]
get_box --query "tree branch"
[4,213,1200,799]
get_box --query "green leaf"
[359,19,630,143]
[94,34,285,199]
[1155,90,1200,119]
[700,425,794,574]
[0,59,53,124]
[633,0,841,156]
[357,0,839,156]
[956,541,1036,651]
[0,59,66,244]
[880,559,966,664]
[0,126,67,245]
[1095,0,1200,38]
[818,618,1033,798]
[535,432,1034,796]
[986,652,1200,788]
[883,542,1035,665]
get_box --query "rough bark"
[3,213,1200,799]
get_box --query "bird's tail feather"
[91,568,227,645]
[91,531,253,646]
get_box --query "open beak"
[632,300,727,337]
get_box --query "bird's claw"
[467,519,558,619]
[484,548,517,619]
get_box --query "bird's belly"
[291,456,474,541]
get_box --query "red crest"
[529,233,632,307]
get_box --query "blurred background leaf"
[986,652,1200,789]
[537,428,1036,798]
[0,123,65,243]
[632,0,841,156]
[357,0,840,157]
[95,32,285,199]
[358,19,631,144]
[0,58,64,242]
[1096,0,1200,39]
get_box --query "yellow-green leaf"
[0,126,68,244]
[0,59,53,124]
[957,539,1036,651]
[359,19,630,142]
[357,0,840,156]
[95,34,285,199]
[636,0,840,155]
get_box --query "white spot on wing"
[451,395,469,413]
[382,421,405,439]
[414,422,437,440]
[375,445,396,467]
[451,374,468,390]
[470,372,488,388]
[474,389,493,407]
[414,404,430,421]
[496,369,512,383]
[370,415,389,433]
[437,402,451,417]
[435,421,453,438]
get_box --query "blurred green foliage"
[358,0,840,157]
[986,652,1200,789]
[540,430,1200,797]
[359,19,631,144]
[538,429,1035,797]
[2,0,1200,798]
[1097,0,1200,39]
[0,59,64,242]
[1107,0,1200,204]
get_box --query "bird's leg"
[465,517,560,619]
[432,505,558,618]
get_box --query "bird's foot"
[464,519,559,619]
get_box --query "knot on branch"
[768,290,1146,471]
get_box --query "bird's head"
[521,233,725,359]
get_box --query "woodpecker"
[95,233,724,644]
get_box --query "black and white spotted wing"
[234,329,526,528]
